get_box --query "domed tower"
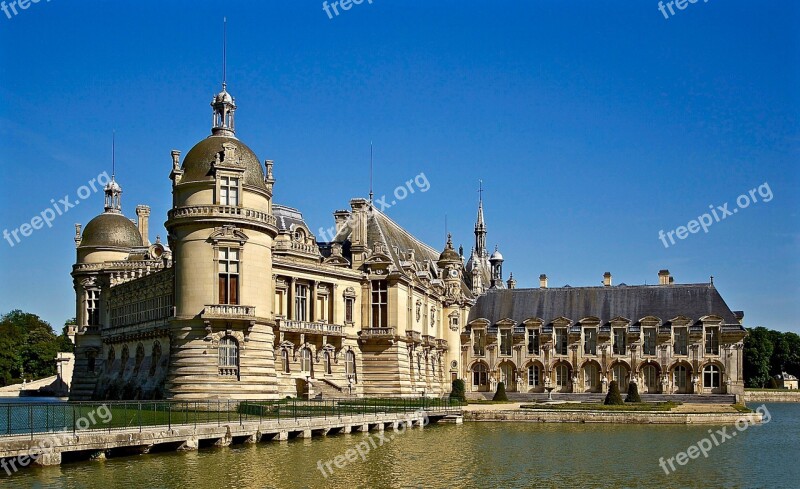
[165,80,279,400]
[437,234,470,390]
[489,246,505,289]
[70,174,144,400]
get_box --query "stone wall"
[743,390,800,403]
[464,408,763,424]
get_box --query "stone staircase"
[309,378,352,399]
[468,392,737,405]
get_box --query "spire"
[211,17,237,137]
[474,180,487,255]
[104,132,122,213]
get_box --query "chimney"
[658,269,672,285]
[507,273,517,290]
[734,311,744,324]
[136,205,151,246]
[539,274,548,289]
[333,210,351,234]
[603,272,612,287]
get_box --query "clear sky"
[0,1,797,333]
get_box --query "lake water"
[4,403,799,488]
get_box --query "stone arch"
[638,359,662,393]
[469,360,490,393]
[550,359,573,392]
[580,359,603,393]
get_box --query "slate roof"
[273,204,310,233]
[468,284,743,327]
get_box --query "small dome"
[105,179,121,192]
[180,135,265,188]
[438,234,461,263]
[214,89,234,105]
[490,248,503,262]
[80,213,143,249]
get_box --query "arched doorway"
[553,362,572,393]
[702,364,724,394]
[672,364,692,394]
[611,363,630,392]
[641,364,660,393]
[582,362,601,393]
[471,362,489,392]
[499,361,517,392]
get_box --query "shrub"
[625,381,642,403]
[604,380,623,405]
[492,381,509,402]
[450,379,466,403]
[768,377,779,389]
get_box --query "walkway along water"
[0,398,463,471]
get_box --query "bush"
[492,381,509,402]
[449,379,466,403]
[625,381,642,403]
[768,377,779,389]
[604,380,624,405]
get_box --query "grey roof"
[468,284,742,327]
[273,204,310,233]
[80,212,143,249]
[180,135,265,188]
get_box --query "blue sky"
[0,0,797,333]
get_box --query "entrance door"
[500,363,516,392]
[674,365,690,393]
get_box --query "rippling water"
[6,403,800,488]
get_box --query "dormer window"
[220,176,239,206]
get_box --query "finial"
[478,180,483,203]
[369,142,374,203]
[710,275,714,285]
[112,130,116,180]
[222,17,227,90]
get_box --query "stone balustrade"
[277,319,344,336]
[202,304,256,318]
[167,205,277,228]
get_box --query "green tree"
[604,380,623,405]
[492,381,509,401]
[625,381,642,403]
[449,378,466,403]
[0,310,71,384]
[743,327,774,387]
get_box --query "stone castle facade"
[68,81,747,401]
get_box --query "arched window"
[703,364,721,388]
[107,347,115,371]
[120,345,129,376]
[282,349,290,373]
[674,365,689,389]
[643,365,658,391]
[473,363,488,388]
[345,351,357,383]
[300,348,313,375]
[87,351,96,373]
[612,364,628,386]
[324,351,332,375]
[527,365,540,387]
[583,363,599,390]
[555,364,570,387]
[134,343,145,375]
[150,341,162,377]
[218,336,239,378]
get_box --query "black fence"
[0,397,462,437]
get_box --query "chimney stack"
[136,205,151,246]
[539,274,548,289]
[507,273,517,290]
[603,272,612,287]
[333,210,351,234]
[658,269,673,285]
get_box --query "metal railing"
[0,397,462,438]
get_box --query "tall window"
[120,345,129,375]
[294,284,308,321]
[500,329,513,356]
[674,365,688,389]
[300,348,313,375]
[473,363,488,388]
[473,329,486,356]
[612,364,628,386]
[583,328,597,355]
[703,364,721,388]
[555,328,568,355]
[345,298,354,323]
[555,364,569,387]
[674,327,688,355]
[149,342,162,377]
[134,343,145,375]
[613,328,627,355]
[584,363,599,390]
[87,289,100,326]
[87,351,96,373]
[281,349,290,373]
[705,327,720,355]
[345,351,357,382]
[218,336,239,377]
[527,329,539,355]
[218,248,239,305]
[323,351,332,375]
[643,328,657,356]
[527,365,540,387]
[220,176,239,206]
[371,281,388,328]
[643,365,658,391]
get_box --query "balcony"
[436,339,449,350]
[422,334,435,347]
[406,330,422,343]
[202,304,256,319]
[277,319,344,336]
[218,367,239,377]
[167,205,277,229]
[359,327,395,340]
[273,240,320,256]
